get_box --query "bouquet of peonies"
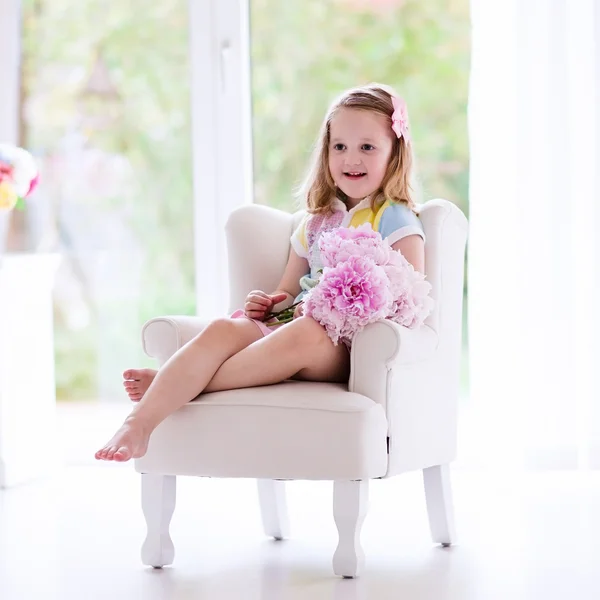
[0,144,39,212]
[301,224,434,345]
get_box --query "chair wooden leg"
[423,464,456,546]
[257,479,290,540]
[332,480,369,578]
[141,473,176,567]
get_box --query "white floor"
[1,404,599,600]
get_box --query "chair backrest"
[226,203,300,313]
[416,200,468,358]
[225,200,468,351]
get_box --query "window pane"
[250,0,470,214]
[21,0,194,402]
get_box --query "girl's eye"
[333,143,345,151]
[362,144,375,151]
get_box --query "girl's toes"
[106,446,118,460]
[129,393,142,402]
[114,447,131,462]
[123,369,134,380]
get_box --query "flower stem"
[269,300,302,319]
[265,315,295,327]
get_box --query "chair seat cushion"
[135,381,388,480]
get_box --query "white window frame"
[0,0,21,251]
[0,0,19,143]
[188,0,254,319]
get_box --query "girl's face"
[328,107,395,205]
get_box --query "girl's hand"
[293,302,304,319]
[244,290,288,321]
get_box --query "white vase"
[0,252,61,488]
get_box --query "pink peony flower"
[329,223,379,242]
[389,278,434,328]
[384,250,434,329]
[304,254,392,345]
[319,223,389,267]
[306,224,434,343]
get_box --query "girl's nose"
[345,154,362,167]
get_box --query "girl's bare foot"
[123,368,157,402]
[94,417,151,462]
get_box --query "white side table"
[0,253,60,488]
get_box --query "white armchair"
[135,199,468,578]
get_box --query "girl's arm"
[391,234,425,274]
[270,247,310,308]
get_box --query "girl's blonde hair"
[298,83,417,215]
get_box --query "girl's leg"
[123,315,350,400]
[204,315,349,392]
[96,316,349,463]
[95,317,263,462]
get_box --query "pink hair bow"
[391,96,411,144]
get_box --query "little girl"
[95,83,426,462]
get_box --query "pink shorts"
[230,309,279,337]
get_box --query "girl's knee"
[192,316,262,349]
[209,317,237,331]
[191,317,237,343]
[292,316,330,347]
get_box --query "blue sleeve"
[377,203,425,244]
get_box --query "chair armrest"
[349,321,457,476]
[348,321,438,402]
[142,316,212,365]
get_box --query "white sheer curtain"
[468,0,599,470]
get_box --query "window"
[20,0,195,403]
